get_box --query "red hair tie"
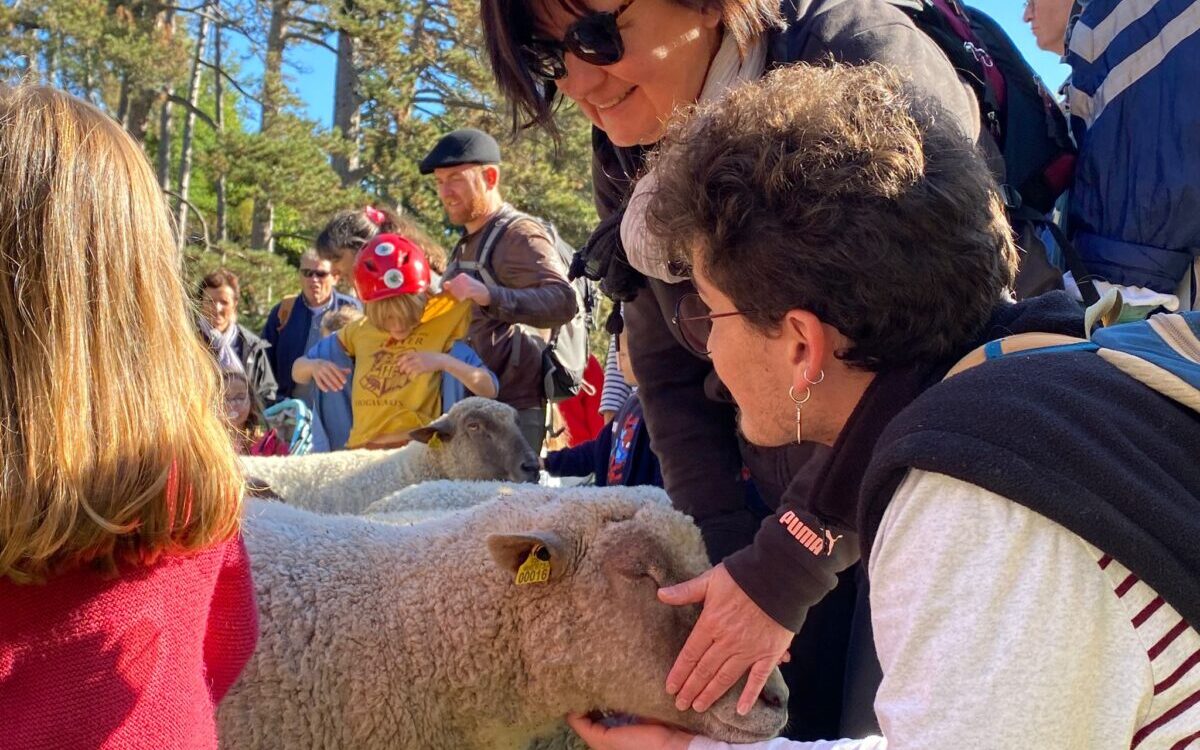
[364,206,387,226]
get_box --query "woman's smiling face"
[533,0,722,146]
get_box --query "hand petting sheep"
[218,485,788,750]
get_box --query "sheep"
[362,479,532,525]
[241,397,540,515]
[219,486,789,750]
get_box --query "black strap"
[1009,200,1101,307]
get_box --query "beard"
[447,190,492,226]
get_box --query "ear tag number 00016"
[516,544,551,585]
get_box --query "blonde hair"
[364,293,427,335]
[0,85,245,582]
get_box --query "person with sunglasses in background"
[480,0,997,738]
[261,249,361,405]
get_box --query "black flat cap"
[418,128,502,175]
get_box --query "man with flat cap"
[421,128,578,453]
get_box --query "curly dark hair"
[645,62,1018,371]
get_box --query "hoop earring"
[804,368,825,386]
[788,385,811,444]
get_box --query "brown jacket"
[447,205,578,410]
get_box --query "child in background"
[304,305,362,452]
[0,84,254,749]
[543,332,662,487]
[221,369,291,456]
[292,234,497,449]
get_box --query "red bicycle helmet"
[353,234,431,302]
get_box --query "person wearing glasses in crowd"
[480,0,993,736]
[1022,0,1077,55]
[568,62,1200,750]
[261,249,361,404]
[198,268,279,406]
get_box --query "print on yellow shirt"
[337,293,472,448]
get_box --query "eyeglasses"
[300,268,331,279]
[672,293,754,356]
[520,0,638,81]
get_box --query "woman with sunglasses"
[481,0,991,737]
[199,267,280,406]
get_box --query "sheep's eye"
[465,421,482,432]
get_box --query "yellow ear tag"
[427,434,443,449]
[515,545,551,586]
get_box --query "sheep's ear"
[410,414,454,445]
[487,531,571,584]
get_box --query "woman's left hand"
[565,713,694,750]
[660,563,793,716]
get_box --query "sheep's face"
[411,398,540,483]
[487,497,788,743]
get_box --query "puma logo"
[824,529,844,556]
[778,511,843,557]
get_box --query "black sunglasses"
[520,0,639,81]
[300,268,332,279]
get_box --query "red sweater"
[0,536,258,750]
[556,355,606,447]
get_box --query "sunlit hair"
[0,84,245,583]
[316,207,448,273]
[321,305,364,336]
[199,267,240,297]
[364,293,428,336]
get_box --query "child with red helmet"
[291,234,497,449]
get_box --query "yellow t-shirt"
[337,294,472,448]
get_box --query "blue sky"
[283,1,1070,129]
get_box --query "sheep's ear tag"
[427,434,443,449]
[515,545,551,585]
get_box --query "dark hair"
[481,0,782,135]
[199,268,240,298]
[315,207,447,274]
[646,63,1018,371]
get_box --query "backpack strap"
[276,294,299,333]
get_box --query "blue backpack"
[948,291,1200,414]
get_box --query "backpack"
[453,206,598,402]
[890,0,1088,301]
[275,295,299,333]
[261,398,314,456]
[947,290,1200,414]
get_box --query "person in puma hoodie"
[566,63,1200,750]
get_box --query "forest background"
[0,0,604,342]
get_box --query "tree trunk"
[250,0,288,253]
[331,10,361,187]
[176,3,214,249]
[214,14,228,244]
[155,9,177,191]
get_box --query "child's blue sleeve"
[443,340,499,413]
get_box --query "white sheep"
[362,479,531,525]
[241,398,540,515]
[219,486,788,750]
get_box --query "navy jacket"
[544,393,662,488]
[261,291,359,400]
